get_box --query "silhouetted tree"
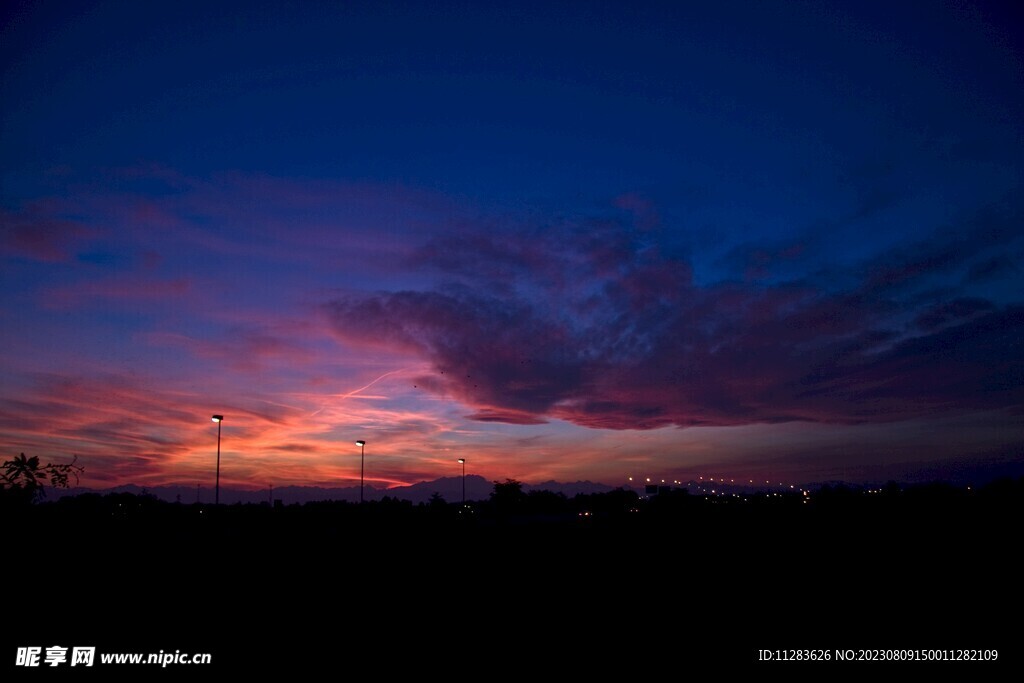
[0,453,84,504]
[575,488,641,515]
[525,489,568,514]
[491,479,526,512]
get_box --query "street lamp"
[457,458,466,506]
[356,440,366,503]
[211,415,224,504]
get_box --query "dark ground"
[3,482,1020,674]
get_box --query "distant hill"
[524,480,615,497]
[47,475,619,505]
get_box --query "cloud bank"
[326,202,1024,429]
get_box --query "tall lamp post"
[458,458,466,506]
[356,440,366,503]
[212,415,224,504]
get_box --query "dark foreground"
[3,481,1021,674]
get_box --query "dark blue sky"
[1,0,1022,488]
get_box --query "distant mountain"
[383,475,492,504]
[525,480,616,497]
[45,475,623,505]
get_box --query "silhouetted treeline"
[5,476,1020,531]
[6,477,1020,671]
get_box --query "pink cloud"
[45,276,193,308]
[0,203,98,262]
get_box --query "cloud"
[0,204,97,262]
[967,255,1020,283]
[143,326,312,372]
[325,205,1024,430]
[717,239,808,282]
[465,409,549,425]
[2,166,457,280]
[46,276,193,308]
[325,289,587,415]
[913,297,995,331]
[0,368,457,489]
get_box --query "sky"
[1,0,1022,491]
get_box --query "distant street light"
[356,440,366,503]
[212,415,224,504]
[458,458,466,505]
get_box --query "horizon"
[30,468,1016,507]
[2,1,1022,493]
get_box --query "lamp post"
[356,440,366,503]
[212,415,224,504]
[458,458,466,506]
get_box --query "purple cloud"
[325,210,1024,430]
[0,204,97,262]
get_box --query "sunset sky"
[2,0,1022,491]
